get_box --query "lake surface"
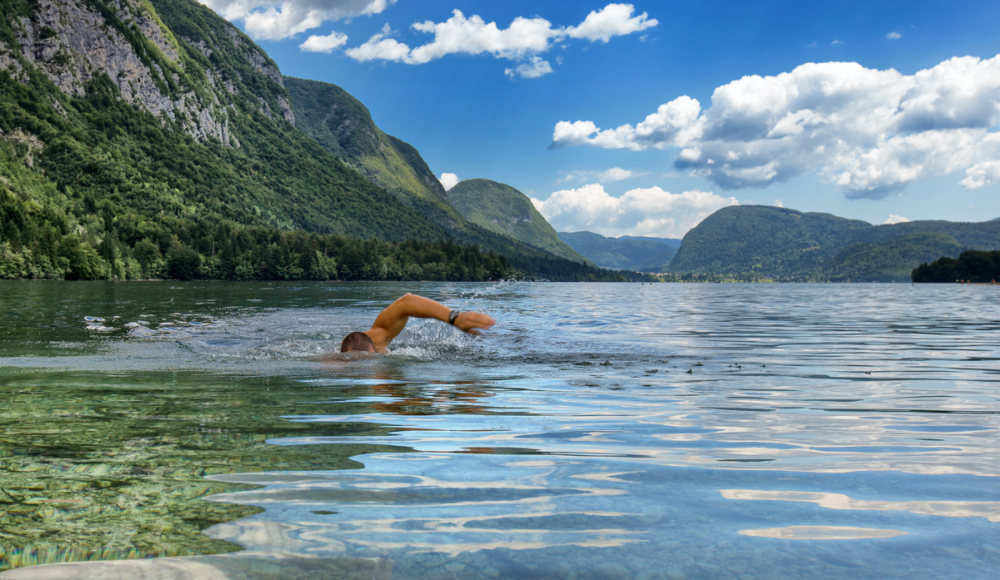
[0,281,998,579]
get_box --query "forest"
[911,250,1000,283]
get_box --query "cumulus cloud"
[884,214,909,224]
[300,30,349,52]
[565,3,657,43]
[774,199,783,208]
[887,32,902,40]
[552,55,1000,198]
[345,4,656,78]
[439,172,460,191]
[199,0,392,40]
[505,56,554,80]
[530,184,738,238]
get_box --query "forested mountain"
[558,231,677,271]
[0,0,642,281]
[284,76,459,229]
[821,233,964,282]
[619,235,682,248]
[284,77,622,277]
[667,206,1000,281]
[447,178,589,264]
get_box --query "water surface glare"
[0,281,998,579]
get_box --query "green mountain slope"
[638,249,677,272]
[822,232,965,282]
[447,179,589,264]
[283,77,632,277]
[284,76,462,229]
[558,231,676,270]
[0,0,648,283]
[667,206,1000,279]
[0,0,457,280]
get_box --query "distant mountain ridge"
[558,231,677,271]
[618,235,682,248]
[447,179,590,264]
[667,206,1000,280]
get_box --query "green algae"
[0,370,401,571]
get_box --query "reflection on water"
[0,281,999,578]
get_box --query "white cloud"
[831,39,843,45]
[530,184,738,238]
[199,0,392,40]
[887,32,902,40]
[774,199,783,208]
[565,3,657,43]
[884,214,909,224]
[552,54,1000,199]
[439,172,460,191]
[300,30,349,52]
[959,160,1000,189]
[345,4,656,78]
[505,56,554,79]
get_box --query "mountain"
[0,0,643,282]
[821,232,965,282]
[447,179,589,264]
[283,77,620,277]
[0,0,443,239]
[619,235,682,248]
[667,206,1000,280]
[558,231,677,271]
[284,77,461,230]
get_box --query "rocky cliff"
[0,0,294,145]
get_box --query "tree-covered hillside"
[668,206,1000,279]
[559,231,676,271]
[284,76,460,229]
[0,0,642,282]
[821,232,965,282]
[447,178,589,264]
[0,0,453,278]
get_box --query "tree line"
[0,192,648,282]
[911,250,1000,283]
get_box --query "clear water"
[1,281,998,579]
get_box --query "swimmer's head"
[341,331,376,353]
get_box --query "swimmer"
[341,293,496,353]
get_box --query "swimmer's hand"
[453,311,496,335]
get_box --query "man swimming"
[341,293,496,353]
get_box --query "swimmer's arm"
[365,293,495,350]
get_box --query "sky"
[198,0,1000,239]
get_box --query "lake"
[0,281,998,579]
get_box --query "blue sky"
[200,0,1000,237]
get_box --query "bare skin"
[358,293,496,353]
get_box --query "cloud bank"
[552,55,1000,198]
[531,184,738,238]
[344,3,657,78]
[199,0,392,40]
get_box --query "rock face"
[0,0,294,145]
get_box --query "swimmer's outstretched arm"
[364,293,496,351]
